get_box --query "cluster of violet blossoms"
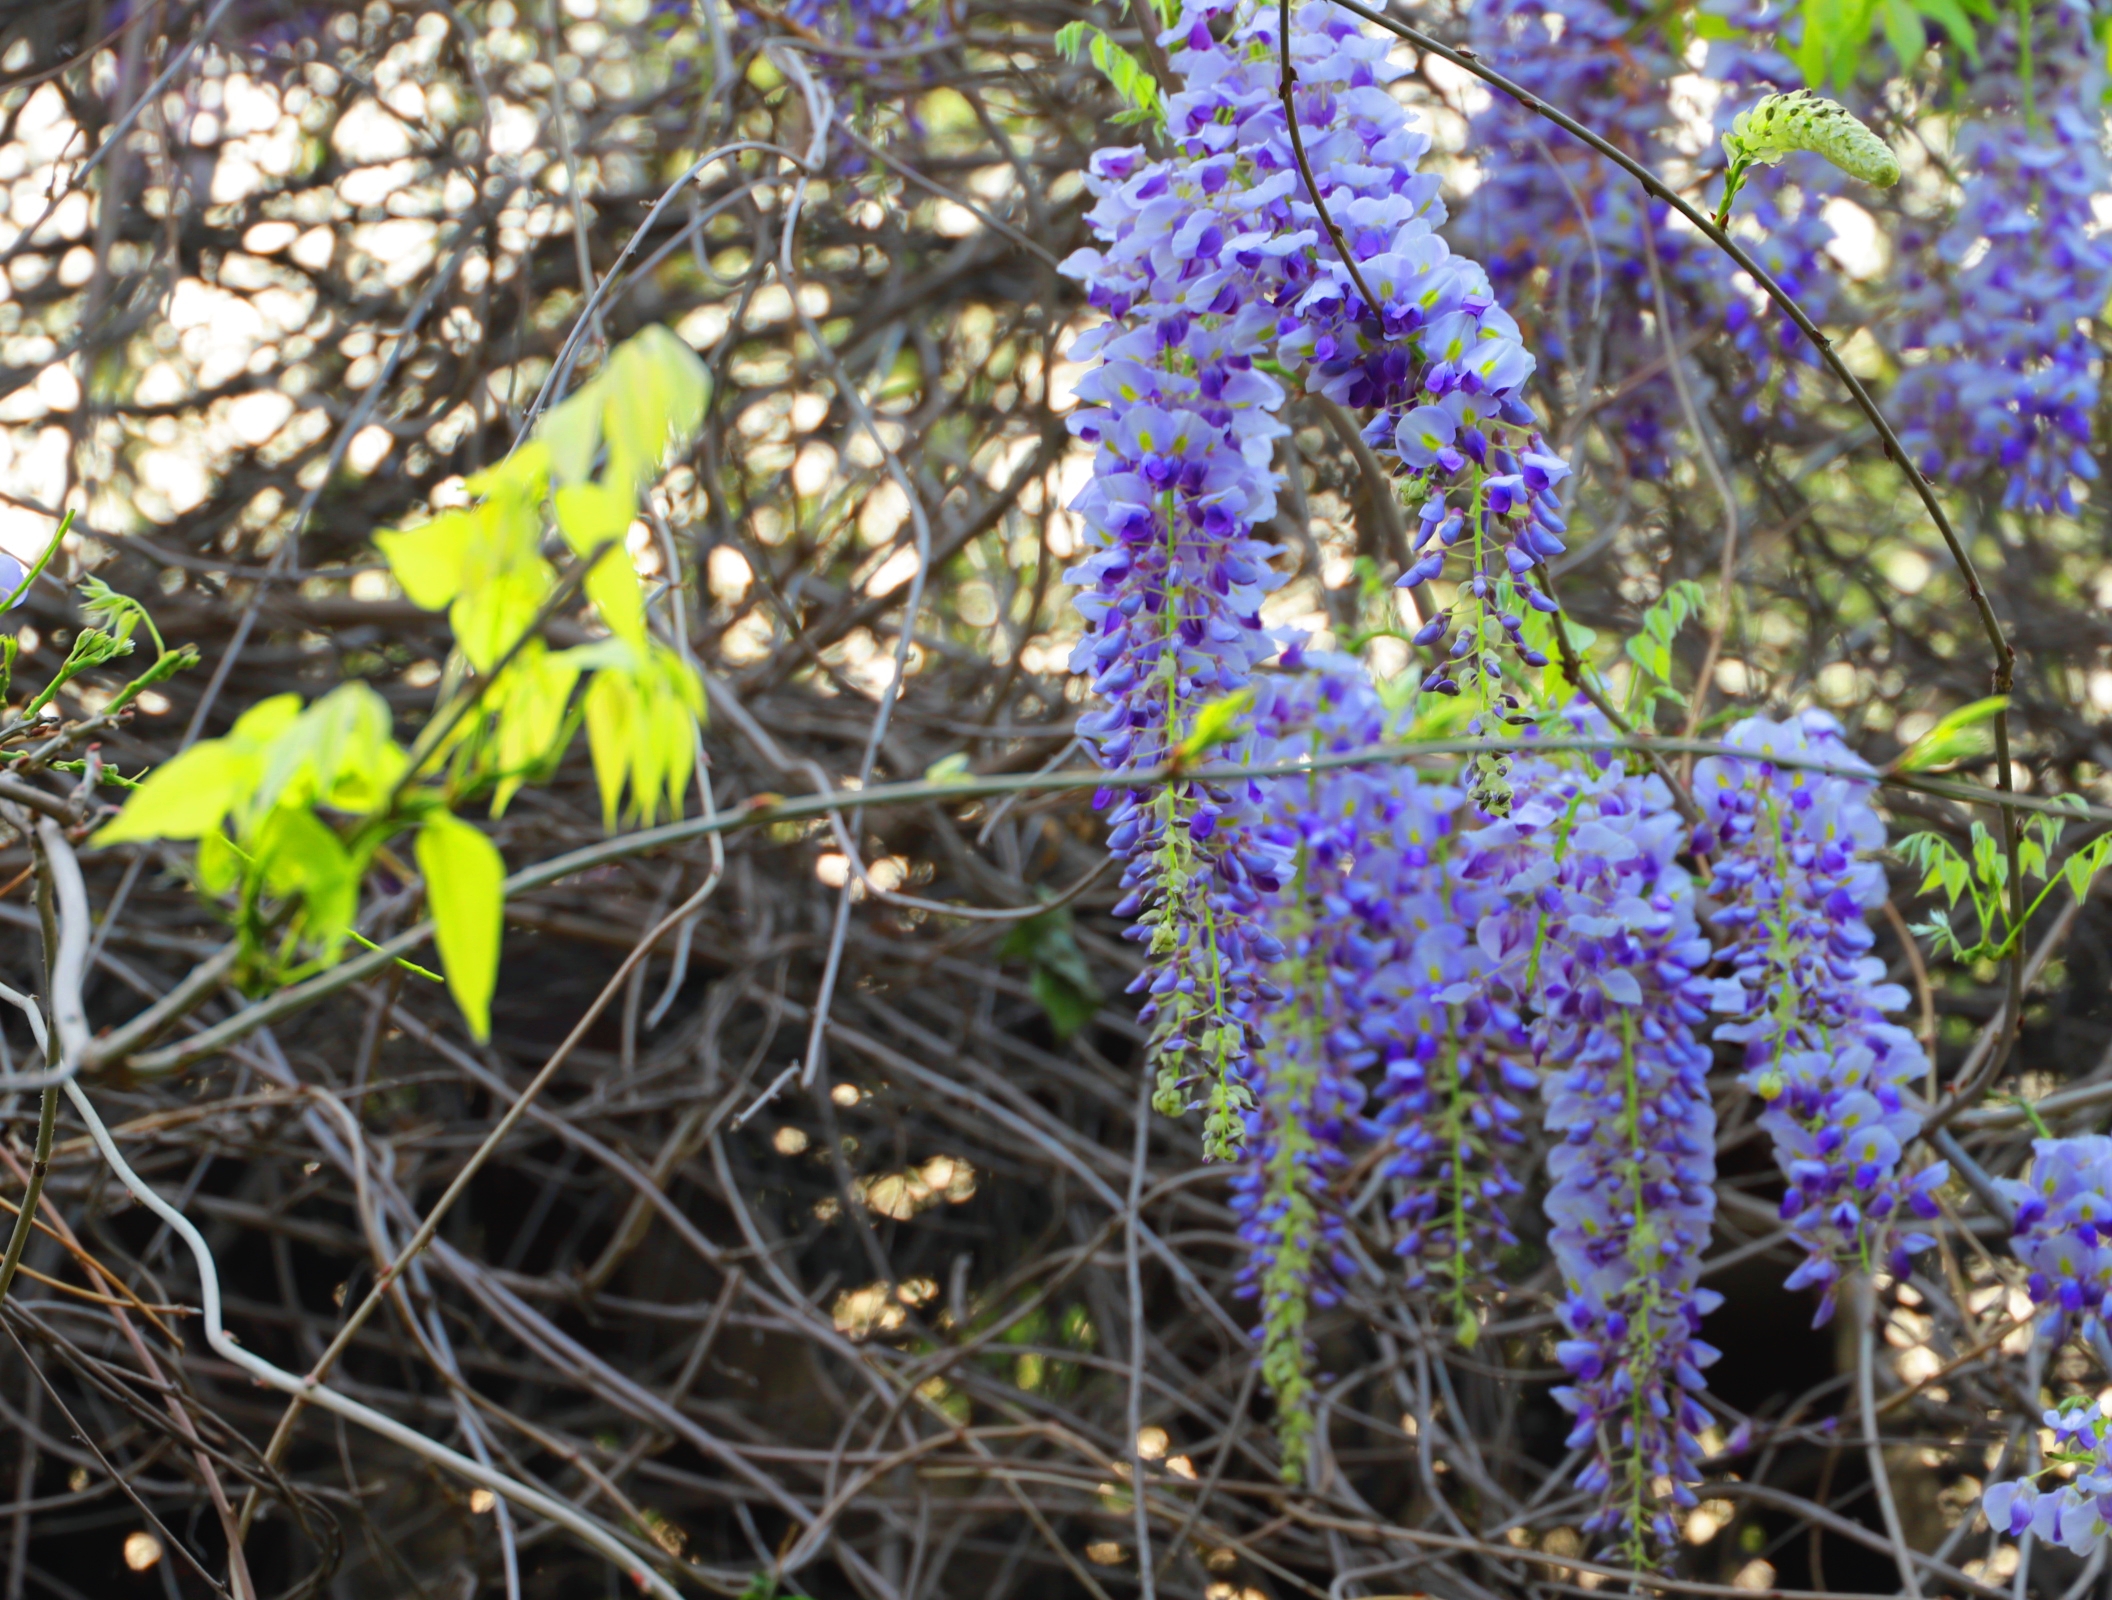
[1997,1135,2112,1346]
[1986,1400,2112,1557]
[1232,656,1535,1478]
[1697,0,1847,422]
[1461,0,1855,449]
[1060,0,1567,1148]
[1459,0,1703,475]
[1231,656,1407,1483]
[1693,712,1944,1322]
[1467,706,1722,1558]
[1188,0,1575,750]
[1893,0,2112,514]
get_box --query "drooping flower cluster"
[1461,0,1852,443]
[1466,707,1722,1559]
[1060,28,1303,1155]
[1998,1135,2112,1346]
[1256,2,1573,727]
[1700,4,1849,422]
[1062,0,1568,1146]
[1693,712,1944,1322]
[1893,0,2112,513]
[1232,656,1537,1478]
[1986,1400,2112,1556]
[1231,657,1399,1482]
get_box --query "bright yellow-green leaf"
[92,693,303,845]
[552,480,633,555]
[416,811,505,1042]
[586,548,647,645]
[582,667,638,830]
[196,828,244,894]
[452,560,554,673]
[254,804,358,956]
[1174,687,1255,763]
[490,642,585,815]
[1894,695,2009,773]
[93,742,250,844]
[542,387,604,489]
[254,683,404,817]
[376,510,474,610]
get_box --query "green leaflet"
[1899,795,2112,964]
[1717,90,1898,226]
[416,811,505,1043]
[378,326,711,826]
[1172,685,1256,763]
[1054,21,1164,129]
[1786,0,1990,88]
[998,907,1102,1040]
[1891,694,2008,772]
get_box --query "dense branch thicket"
[0,1,2105,1598]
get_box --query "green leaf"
[416,811,505,1042]
[91,744,244,844]
[92,693,303,845]
[1054,21,1162,129]
[1880,0,1926,66]
[923,752,974,785]
[376,509,474,610]
[1911,0,1983,57]
[2063,836,2112,904]
[1894,694,2008,772]
[999,908,1100,1040]
[1173,686,1255,763]
[253,804,358,956]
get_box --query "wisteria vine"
[1056,0,2109,1566]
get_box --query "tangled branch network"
[8,0,2112,1595]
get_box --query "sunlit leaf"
[1893,695,2008,773]
[417,811,506,1043]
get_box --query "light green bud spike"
[1716,90,1900,227]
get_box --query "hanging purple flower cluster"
[1699,2,1847,423]
[1061,0,1570,1146]
[1465,709,1722,1559]
[1259,0,1573,731]
[1997,1135,2112,1345]
[1232,655,1540,1476]
[1693,712,1944,1323]
[1892,0,2112,514]
[1231,656,1399,1482]
[1460,0,1857,448]
[1058,3,1309,1154]
[1985,1400,2112,1556]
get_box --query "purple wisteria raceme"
[1699,1,1847,423]
[1465,707,1721,1559]
[1985,1399,2112,1557]
[1232,653,1537,1478]
[1998,1135,2112,1346]
[1693,712,1944,1323]
[1060,0,1318,1155]
[1893,0,2112,514]
[1457,0,1703,475]
[1232,655,1396,1482]
[1258,1,1570,728]
[1061,0,1571,1145]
